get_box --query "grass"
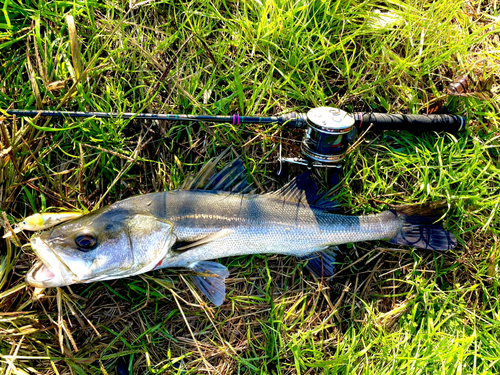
[1,0,500,373]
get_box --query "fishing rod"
[5,108,466,168]
[5,109,305,126]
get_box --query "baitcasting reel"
[280,107,355,167]
[5,107,465,169]
[280,107,466,168]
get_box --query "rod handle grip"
[353,113,466,132]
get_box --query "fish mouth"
[26,235,75,288]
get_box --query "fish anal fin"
[188,261,229,306]
[298,246,338,278]
[174,229,233,251]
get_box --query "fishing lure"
[3,212,83,238]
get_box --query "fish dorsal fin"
[174,229,233,251]
[268,172,339,211]
[203,159,253,193]
[181,148,253,193]
[181,148,232,190]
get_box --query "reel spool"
[281,107,356,168]
[301,107,355,166]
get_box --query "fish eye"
[75,233,98,251]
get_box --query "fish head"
[26,206,176,288]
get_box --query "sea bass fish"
[25,159,456,305]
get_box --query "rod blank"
[5,109,306,126]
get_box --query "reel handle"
[353,113,466,132]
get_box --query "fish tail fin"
[188,261,229,306]
[388,203,457,251]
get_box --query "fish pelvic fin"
[388,203,457,250]
[188,261,229,306]
[298,247,338,278]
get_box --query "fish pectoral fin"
[188,261,230,306]
[298,246,339,278]
[174,229,233,251]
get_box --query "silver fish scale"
[121,190,402,268]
